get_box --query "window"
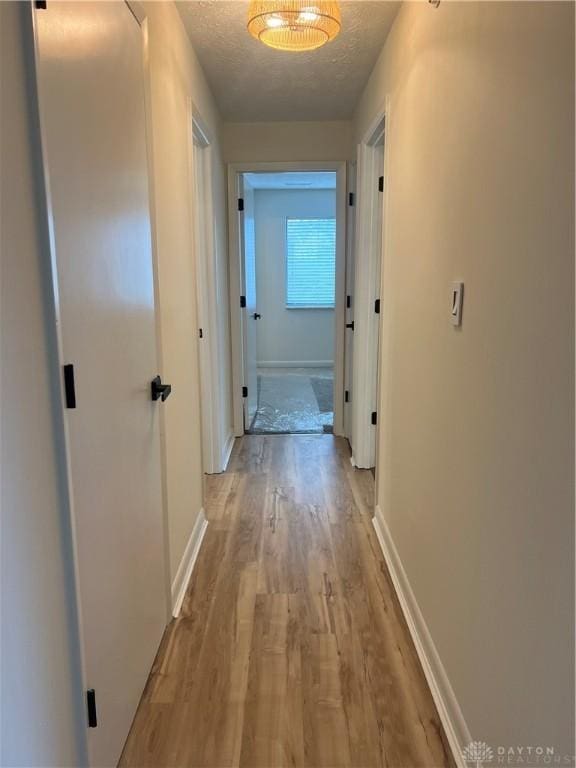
[285,218,336,308]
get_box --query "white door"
[241,176,258,429]
[192,136,215,473]
[370,141,385,467]
[344,162,357,441]
[34,3,167,765]
[351,135,385,469]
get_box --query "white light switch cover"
[451,281,464,326]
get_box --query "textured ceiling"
[176,1,401,122]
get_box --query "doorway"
[190,115,223,474]
[228,163,347,438]
[351,114,386,470]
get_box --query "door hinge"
[86,689,97,728]
[240,295,246,308]
[238,198,244,212]
[346,295,351,309]
[378,176,384,192]
[346,321,354,331]
[374,298,380,314]
[348,192,355,207]
[242,386,248,398]
[63,364,76,409]
[345,390,350,403]
[371,411,378,426]
[34,0,47,8]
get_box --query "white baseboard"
[221,431,235,472]
[257,360,334,369]
[350,454,373,471]
[171,508,208,618]
[372,506,470,768]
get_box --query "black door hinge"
[240,295,246,308]
[378,176,384,192]
[63,364,76,409]
[199,328,203,339]
[374,299,380,314]
[35,1,47,8]
[345,390,350,403]
[242,386,248,398]
[348,192,355,207]
[346,295,351,309]
[346,321,354,331]
[238,198,244,212]
[371,411,378,426]
[87,689,97,728]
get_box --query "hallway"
[4,1,574,764]
[120,435,453,768]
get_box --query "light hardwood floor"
[120,435,454,768]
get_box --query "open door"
[33,3,167,764]
[240,175,258,430]
[344,161,357,442]
[351,122,385,469]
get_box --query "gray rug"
[250,373,333,434]
[251,374,322,434]
[309,376,333,413]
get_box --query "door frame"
[351,108,387,469]
[227,161,347,437]
[237,174,258,430]
[344,160,357,442]
[187,106,225,474]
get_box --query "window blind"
[286,218,336,308]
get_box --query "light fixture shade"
[247,1,341,52]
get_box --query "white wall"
[0,4,87,765]
[356,0,574,756]
[254,189,335,367]
[144,2,232,585]
[223,121,353,163]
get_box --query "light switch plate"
[451,281,464,326]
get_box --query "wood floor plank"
[204,472,242,531]
[257,486,299,595]
[120,435,455,768]
[175,562,258,767]
[239,593,305,768]
[301,633,352,767]
[119,703,191,768]
[336,628,385,768]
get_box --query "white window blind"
[286,218,336,308]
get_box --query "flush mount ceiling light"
[247,1,341,52]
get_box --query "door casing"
[344,161,357,442]
[189,110,226,474]
[227,161,347,437]
[351,109,387,470]
[239,175,259,430]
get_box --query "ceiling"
[176,1,401,122]
[245,171,336,189]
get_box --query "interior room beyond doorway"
[244,171,337,434]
